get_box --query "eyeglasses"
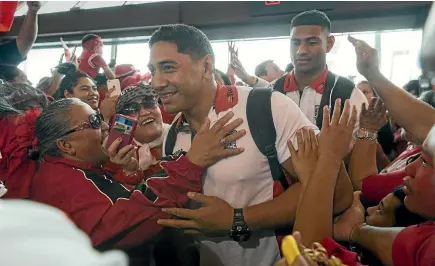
[61,112,102,137]
[119,98,157,116]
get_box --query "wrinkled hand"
[333,191,365,242]
[230,55,251,82]
[228,41,238,57]
[105,138,138,173]
[27,1,41,13]
[348,36,380,79]
[288,128,318,186]
[276,231,317,266]
[158,192,233,235]
[360,97,388,133]
[186,111,246,167]
[318,99,357,160]
[99,87,119,123]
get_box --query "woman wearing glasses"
[28,97,245,255]
[103,82,172,186]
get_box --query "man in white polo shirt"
[231,10,368,131]
[148,24,353,266]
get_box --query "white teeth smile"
[141,118,155,125]
[160,93,175,99]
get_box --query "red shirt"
[362,146,420,205]
[362,169,407,206]
[392,222,435,266]
[30,154,204,248]
[0,114,38,199]
[78,50,107,79]
[321,238,365,266]
[159,104,177,124]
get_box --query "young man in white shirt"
[231,10,367,130]
[148,24,353,266]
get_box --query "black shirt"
[0,39,25,66]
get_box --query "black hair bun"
[28,147,40,160]
[57,62,77,75]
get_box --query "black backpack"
[165,72,355,190]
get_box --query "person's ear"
[326,35,335,53]
[203,54,215,79]
[56,139,76,156]
[64,90,74,98]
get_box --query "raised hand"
[360,97,388,133]
[228,41,238,57]
[230,55,250,82]
[318,99,357,160]
[288,128,318,187]
[27,1,41,13]
[348,35,380,79]
[186,111,246,167]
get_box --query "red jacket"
[0,113,38,199]
[30,153,204,248]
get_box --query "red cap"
[114,64,136,79]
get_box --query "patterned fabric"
[116,82,158,113]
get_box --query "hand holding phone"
[105,114,139,171]
[107,79,122,97]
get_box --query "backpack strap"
[246,88,289,190]
[316,72,355,128]
[272,74,287,94]
[164,112,183,156]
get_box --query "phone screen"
[113,116,135,136]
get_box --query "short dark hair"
[81,34,100,47]
[149,24,215,62]
[255,60,274,77]
[392,186,427,227]
[404,80,420,97]
[290,10,331,32]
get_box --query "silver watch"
[355,128,378,141]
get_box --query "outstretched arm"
[16,2,41,58]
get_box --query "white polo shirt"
[163,85,318,266]
[254,70,368,136]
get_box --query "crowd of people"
[1,2,435,266]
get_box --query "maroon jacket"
[30,153,204,248]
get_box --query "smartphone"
[105,114,138,151]
[107,79,122,97]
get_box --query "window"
[116,43,150,74]
[20,45,112,85]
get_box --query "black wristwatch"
[229,208,252,242]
